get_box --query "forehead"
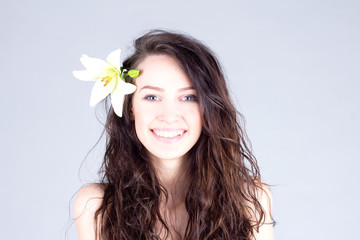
[135,54,192,88]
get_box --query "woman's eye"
[144,95,159,101]
[182,95,198,101]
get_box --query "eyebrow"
[139,85,195,92]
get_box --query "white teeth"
[153,130,184,138]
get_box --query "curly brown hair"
[94,30,270,240]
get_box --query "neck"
[151,155,190,203]
[150,154,190,239]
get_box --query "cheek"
[185,105,202,131]
[133,115,149,148]
[132,102,156,137]
[133,110,146,133]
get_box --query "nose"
[157,101,180,123]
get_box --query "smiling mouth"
[151,129,186,138]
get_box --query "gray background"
[1,0,359,239]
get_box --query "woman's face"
[132,54,202,163]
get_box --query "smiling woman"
[132,54,202,163]
[73,30,274,240]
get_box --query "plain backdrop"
[1,0,359,239]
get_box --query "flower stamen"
[101,76,112,86]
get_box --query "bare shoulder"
[74,183,104,240]
[255,181,273,221]
[74,183,104,218]
[249,180,274,240]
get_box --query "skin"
[131,54,202,238]
[74,54,274,240]
[132,54,202,189]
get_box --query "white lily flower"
[73,49,137,117]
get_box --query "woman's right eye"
[144,95,159,101]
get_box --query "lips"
[150,129,187,143]
[152,129,185,138]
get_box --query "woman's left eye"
[181,95,198,101]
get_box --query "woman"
[73,30,274,240]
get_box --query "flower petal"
[110,81,136,117]
[89,77,117,106]
[110,91,125,117]
[122,82,137,94]
[115,80,137,94]
[80,54,111,76]
[73,70,97,81]
[106,49,121,69]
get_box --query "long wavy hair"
[94,30,268,240]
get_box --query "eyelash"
[181,95,198,101]
[144,95,159,101]
[143,94,198,102]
